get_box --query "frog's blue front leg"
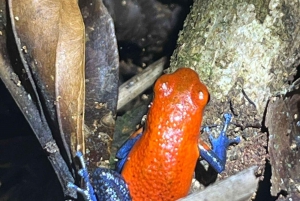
[68,151,132,201]
[199,113,240,173]
[115,132,142,173]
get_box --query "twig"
[178,166,258,201]
[117,57,166,110]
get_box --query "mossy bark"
[171,0,298,115]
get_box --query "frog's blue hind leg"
[67,151,132,201]
[199,113,240,173]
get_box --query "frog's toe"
[229,136,241,144]
[67,182,87,195]
[67,151,98,201]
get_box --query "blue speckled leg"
[199,113,240,173]
[68,151,132,201]
[67,151,97,201]
[92,168,131,201]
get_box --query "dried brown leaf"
[79,0,119,170]
[55,0,85,156]
[9,0,85,158]
[1,0,78,198]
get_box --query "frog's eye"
[197,88,209,106]
[199,91,205,100]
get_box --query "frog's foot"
[200,113,240,173]
[67,151,97,201]
[208,113,240,161]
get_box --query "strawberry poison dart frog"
[68,67,240,201]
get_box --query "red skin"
[121,68,209,201]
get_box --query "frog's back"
[121,68,209,200]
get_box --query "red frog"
[116,67,240,200]
[68,68,240,201]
